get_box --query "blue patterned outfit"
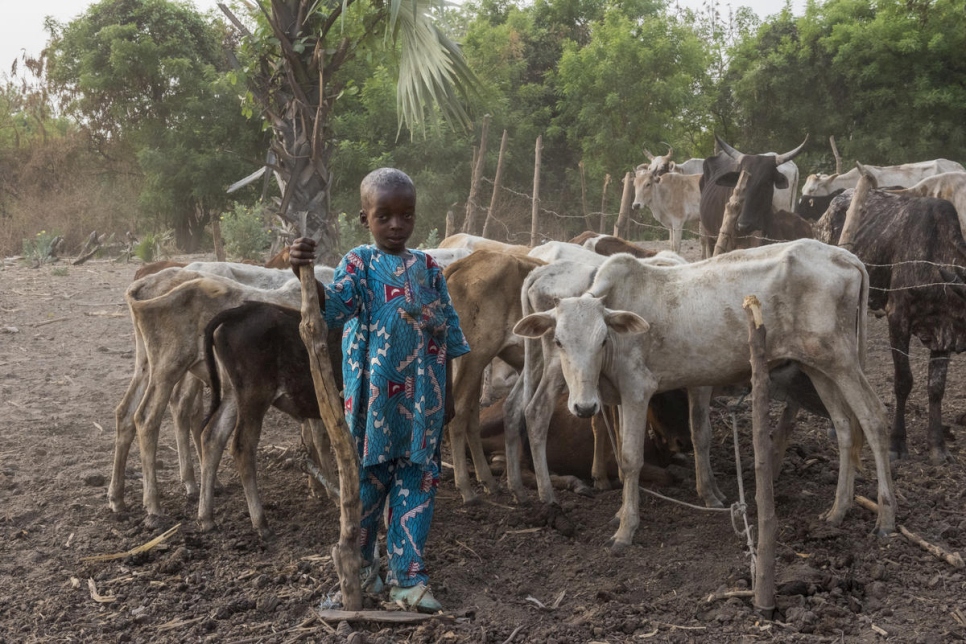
[322,245,470,587]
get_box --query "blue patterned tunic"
[322,245,470,468]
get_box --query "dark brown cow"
[699,135,808,257]
[199,301,343,537]
[760,210,813,245]
[566,232,658,259]
[815,189,966,463]
[478,391,691,489]
[795,189,847,221]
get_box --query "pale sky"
[0,0,222,77]
[1,0,805,80]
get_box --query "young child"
[290,168,469,613]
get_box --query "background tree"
[45,0,266,250]
[228,0,478,264]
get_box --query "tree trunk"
[463,115,491,236]
[530,135,542,247]
[482,129,508,240]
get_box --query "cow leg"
[772,400,800,481]
[502,375,528,501]
[808,366,896,536]
[109,362,149,513]
[670,224,683,255]
[590,415,613,491]
[231,402,273,539]
[524,364,566,505]
[609,395,651,552]
[198,393,239,533]
[170,375,204,500]
[926,350,952,464]
[133,371,184,525]
[887,317,913,461]
[447,355,496,504]
[688,386,725,507]
[302,419,339,501]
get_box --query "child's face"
[360,185,416,255]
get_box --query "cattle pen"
[2,244,966,643]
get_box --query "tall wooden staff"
[298,262,362,611]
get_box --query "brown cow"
[567,232,658,259]
[443,250,546,503]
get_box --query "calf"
[199,302,342,537]
[815,189,966,463]
[795,189,846,221]
[514,240,896,550]
[111,269,332,525]
[632,168,702,254]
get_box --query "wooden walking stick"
[298,259,363,611]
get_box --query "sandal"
[389,583,442,613]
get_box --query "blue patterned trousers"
[359,457,439,588]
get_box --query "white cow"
[508,251,688,500]
[632,167,702,253]
[803,159,966,196]
[887,171,966,232]
[514,240,896,550]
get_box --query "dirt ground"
[2,241,966,643]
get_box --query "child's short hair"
[361,168,415,209]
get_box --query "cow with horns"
[698,135,809,258]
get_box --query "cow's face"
[514,296,649,419]
[633,167,658,210]
[802,173,836,197]
[714,136,806,234]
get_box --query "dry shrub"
[0,132,142,257]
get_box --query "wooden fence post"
[838,162,877,249]
[713,171,750,257]
[743,294,776,619]
[530,135,543,247]
[297,264,362,611]
[579,161,594,232]
[613,171,633,239]
[463,115,491,236]
[829,135,842,176]
[483,129,509,240]
[599,174,611,233]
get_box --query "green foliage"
[221,204,272,261]
[133,230,174,262]
[418,228,440,249]
[21,230,59,265]
[45,0,267,251]
[336,212,373,256]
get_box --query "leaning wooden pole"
[713,171,750,256]
[463,115,491,236]
[829,136,842,176]
[743,295,777,619]
[838,162,877,249]
[298,264,362,611]
[579,161,593,232]
[613,171,633,239]
[599,174,611,233]
[482,129,509,240]
[530,135,543,247]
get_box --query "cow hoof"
[872,526,895,539]
[593,478,612,492]
[184,487,200,502]
[108,499,127,514]
[144,513,167,530]
[928,449,952,466]
[461,493,482,506]
[257,527,276,542]
[606,538,629,555]
[198,518,217,533]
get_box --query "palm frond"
[389,0,477,135]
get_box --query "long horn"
[714,134,743,160]
[774,134,809,165]
[664,143,673,159]
[643,147,655,161]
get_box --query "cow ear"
[773,169,789,189]
[715,171,741,188]
[513,312,556,338]
[604,310,650,335]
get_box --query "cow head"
[632,164,662,210]
[643,144,674,176]
[713,134,808,234]
[514,295,650,419]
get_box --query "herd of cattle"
[108,136,966,553]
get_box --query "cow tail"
[851,260,871,471]
[202,309,229,432]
